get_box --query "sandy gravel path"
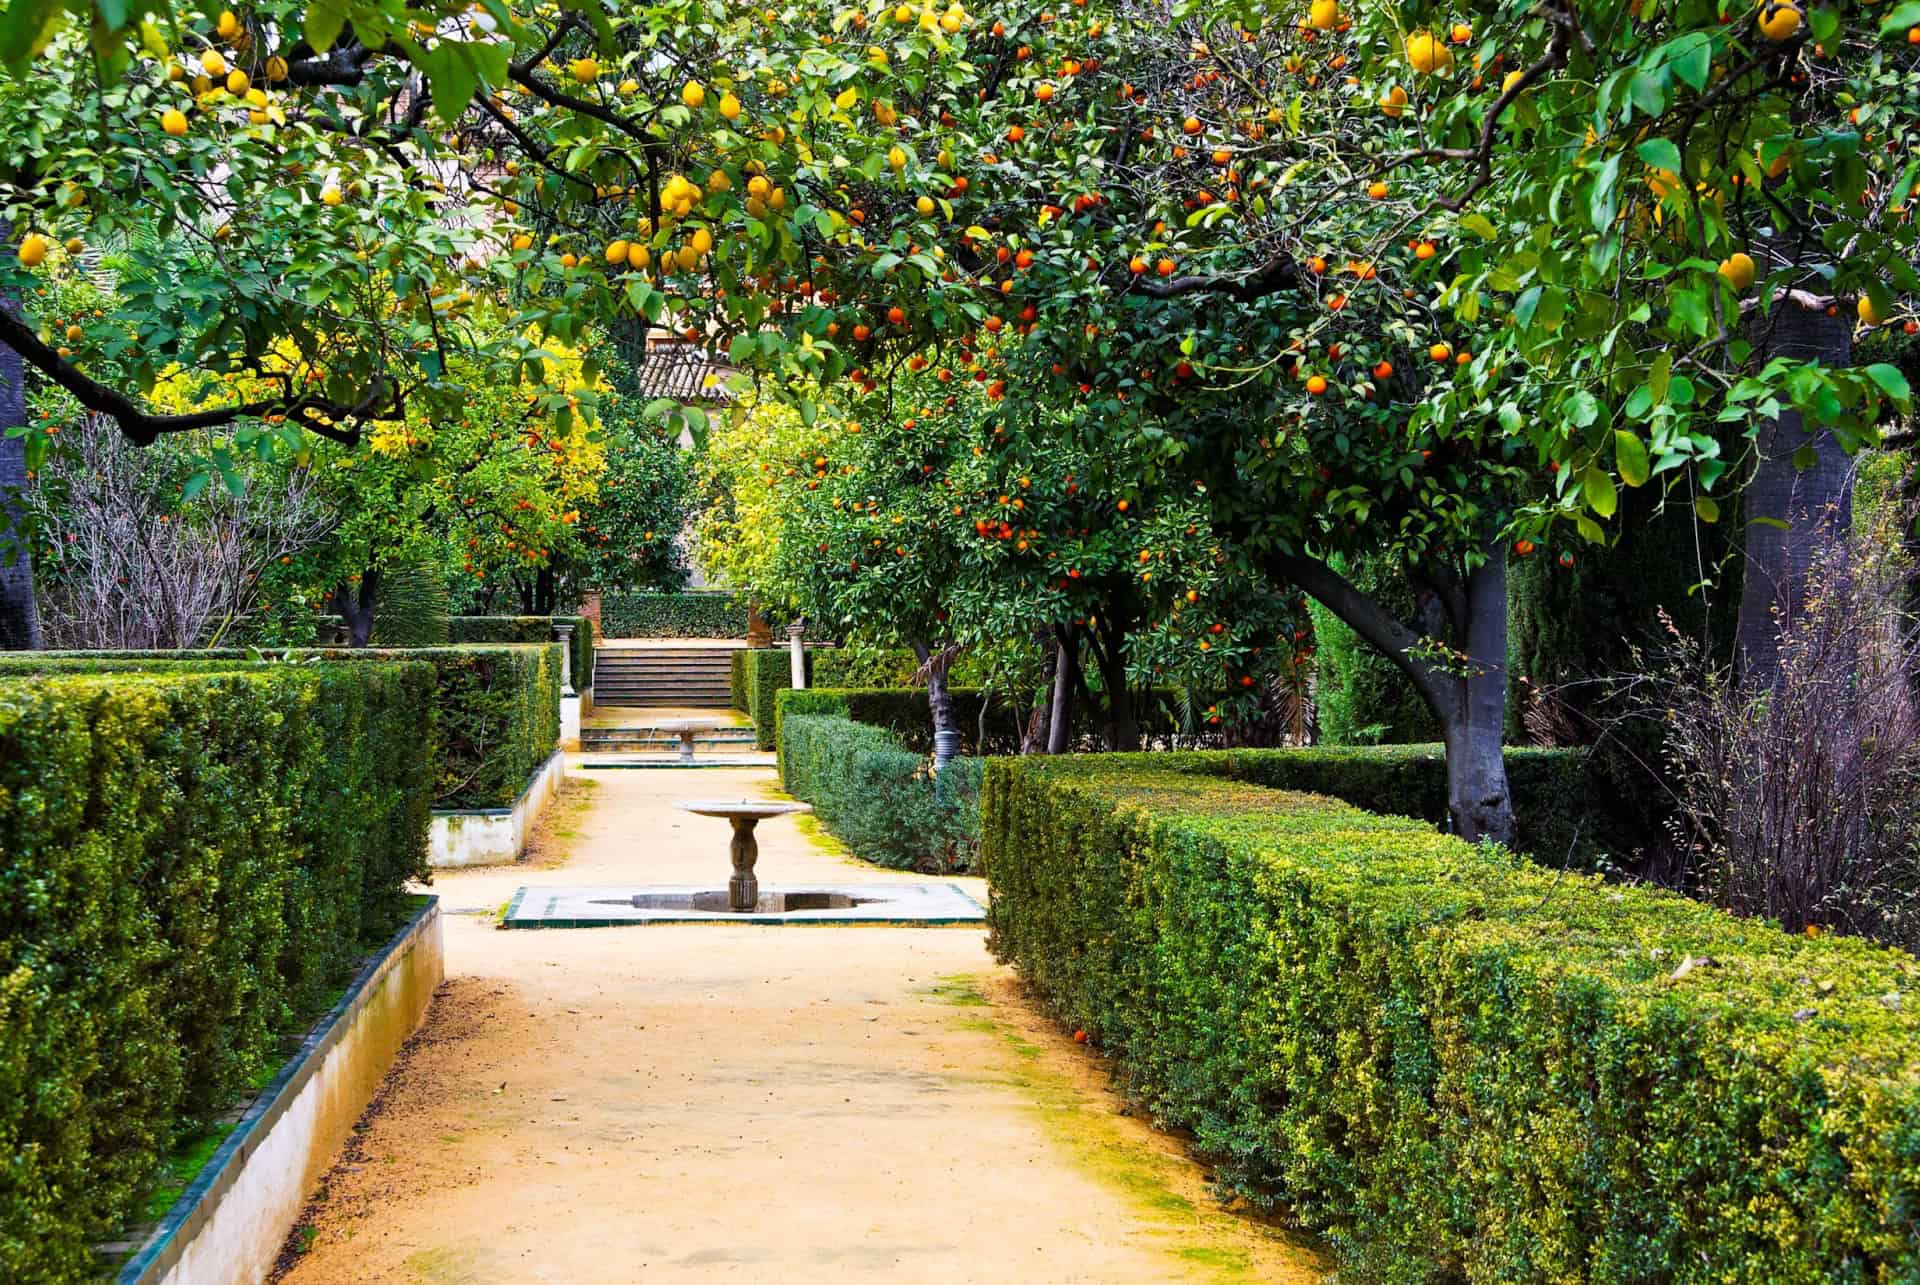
[275,760,1325,1284]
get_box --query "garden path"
[275,755,1325,1284]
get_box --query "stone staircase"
[591,646,736,707]
[580,724,759,753]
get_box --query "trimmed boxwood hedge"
[774,684,1191,759]
[733,646,799,747]
[303,615,592,692]
[602,591,768,639]
[983,757,1920,1281]
[0,664,434,1280]
[779,714,982,872]
[0,644,561,809]
[1155,743,1650,867]
[446,615,594,694]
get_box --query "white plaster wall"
[427,750,566,868]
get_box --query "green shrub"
[983,757,1920,1282]
[370,558,451,646]
[777,695,1640,867]
[0,644,561,809]
[0,664,433,1280]
[733,647,801,747]
[811,646,921,688]
[602,591,771,638]
[445,616,595,696]
[779,714,982,872]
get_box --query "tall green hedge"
[446,615,594,693]
[0,665,435,1280]
[602,591,765,638]
[983,757,1920,1281]
[0,644,561,809]
[732,646,800,747]
[772,700,1636,867]
[734,649,914,747]
[779,714,982,873]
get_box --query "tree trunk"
[1737,302,1854,686]
[912,639,960,770]
[1022,629,1055,754]
[329,567,380,647]
[1047,630,1075,754]
[1440,549,1517,844]
[1280,544,1516,845]
[0,291,42,650]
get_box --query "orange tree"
[893,0,1916,840]
[745,356,1309,751]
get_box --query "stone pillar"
[552,623,576,697]
[788,622,807,689]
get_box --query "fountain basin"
[500,883,987,928]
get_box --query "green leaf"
[1589,153,1622,233]
[1635,138,1682,175]
[1565,391,1601,428]
[1649,352,1671,405]
[1581,466,1618,518]
[1459,213,1498,240]
[1880,0,1920,33]
[1614,430,1650,486]
[1864,363,1912,405]
[1628,71,1667,118]
[305,0,350,52]
[1694,495,1720,523]
[1668,33,1713,92]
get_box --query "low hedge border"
[0,664,435,1280]
[602,591,776,639]
[983,756,1920,1281]
[774,684,1195,760]
[0,644,561,810]
[302,615,592,692]
[779,713,982,873]
[1146,743,1639,867]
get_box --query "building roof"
[632,340,734,403]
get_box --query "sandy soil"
[275,760,1326,1284]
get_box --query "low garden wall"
[982,757,1920,1280]
[121,898,442,1285]
[0,664,436,1278]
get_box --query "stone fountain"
[673,799,813,911]
[655,717,729,764]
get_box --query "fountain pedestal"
[675,800,814,911]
